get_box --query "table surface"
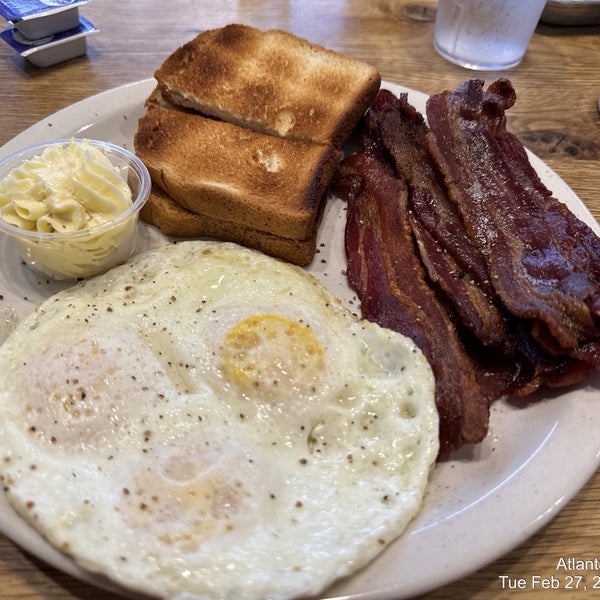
[1,1,599,599]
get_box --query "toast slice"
[141,184,321,266]
[134,104,340,240]
[154,24,381,148]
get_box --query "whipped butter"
[0,138,131,231]
[0,139,145,280]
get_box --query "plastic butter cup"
[0,0,90,39]
[0,139,151,281]
[0,16,98,68]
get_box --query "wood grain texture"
[1,1,599,598]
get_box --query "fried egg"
[0,240,438,600]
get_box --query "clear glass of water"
[433,0,547,70]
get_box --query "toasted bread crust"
[136,25,381,263]
[141,185,320,266]
[154,24,381,148]
[135,105,339,240]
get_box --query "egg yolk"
[220,314,325,402]
[120,451,251,553]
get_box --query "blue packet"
[0,0,88,23]
[0,0,90,39]
[1,15,97,67]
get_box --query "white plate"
[1,79,599,600]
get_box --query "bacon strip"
[425,79,600,355]
[367,91,489,283]
[341,152,489,456]
[336,79,600,454]
[364,90,515,353]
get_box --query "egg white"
[0,240,438,600]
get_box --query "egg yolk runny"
[221,314,325,402]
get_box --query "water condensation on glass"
[433,0,547,70]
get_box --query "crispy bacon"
[336,79,600,455]
[341,152,490,456]
[425,79,600,357]
[364,89,515,354]
[361,88,598,395]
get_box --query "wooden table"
[1,1,599,598]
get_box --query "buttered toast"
[154,24,381,148]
